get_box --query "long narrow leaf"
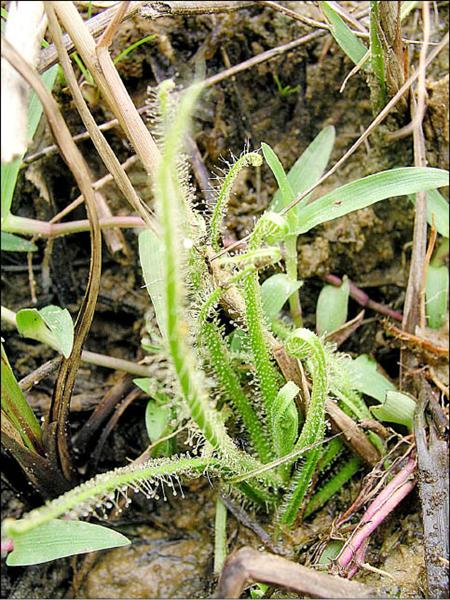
[290,167,449,235]
[262,143,294,206]
[269,127,336,215]
[138,229,166,337]
[1,344,43,451]
[319,1,369,67]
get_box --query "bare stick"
[53,1,161,178]
[215,547,374,598]
[46,3,157,231]
[38,1,257,72]
[402,2,431,336]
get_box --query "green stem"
[277,329,328,525]
[214,496,228,575]
[285,236,302,326]
[3,455,215,536]
[369,1,386,111]
[201,321,273,464]
[209,152,262,251]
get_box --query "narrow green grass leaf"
[113,34,156,65]
[426,264,448,329]
[139,229,166,338]
[291,167,449,235]
[1,232,37,252]
[347,354,396,402]
[369,1,386,110]
[410,190,449,238]
[316,276,350,335]
[27,65,59,139]
[1,160,21,226]
[16,305,74,358]
[262,143,294,207]
[6,519,130,566]
[261,273,301,321]
[269,127,336,215]
[319,1,369,67]
[370,391,415,431]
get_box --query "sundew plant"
[2,80,448,564]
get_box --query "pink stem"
[346,539,369,579]
[1,539,14,554]
[323,274,403,322]
[337,457,416,573]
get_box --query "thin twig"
[46,3,156,231]
[38,2,258,72]
[204,30,323,87]
[49,155,138,224]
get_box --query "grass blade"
[1,232,37,252]
[268,127,336,216]
[291,167,449,235]
[319,1,369,67]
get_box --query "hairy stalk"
[214,496,228,575]
[277,329,328,525]
[209,152,262,251]
[243,213,288,446]
[201,321,273,464]
[149,83,278,494]
[304,455,362,518]
[3,455,215,536]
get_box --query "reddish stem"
[323,274,403,322]
[337,457,416,575]
[1,539,14,554]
